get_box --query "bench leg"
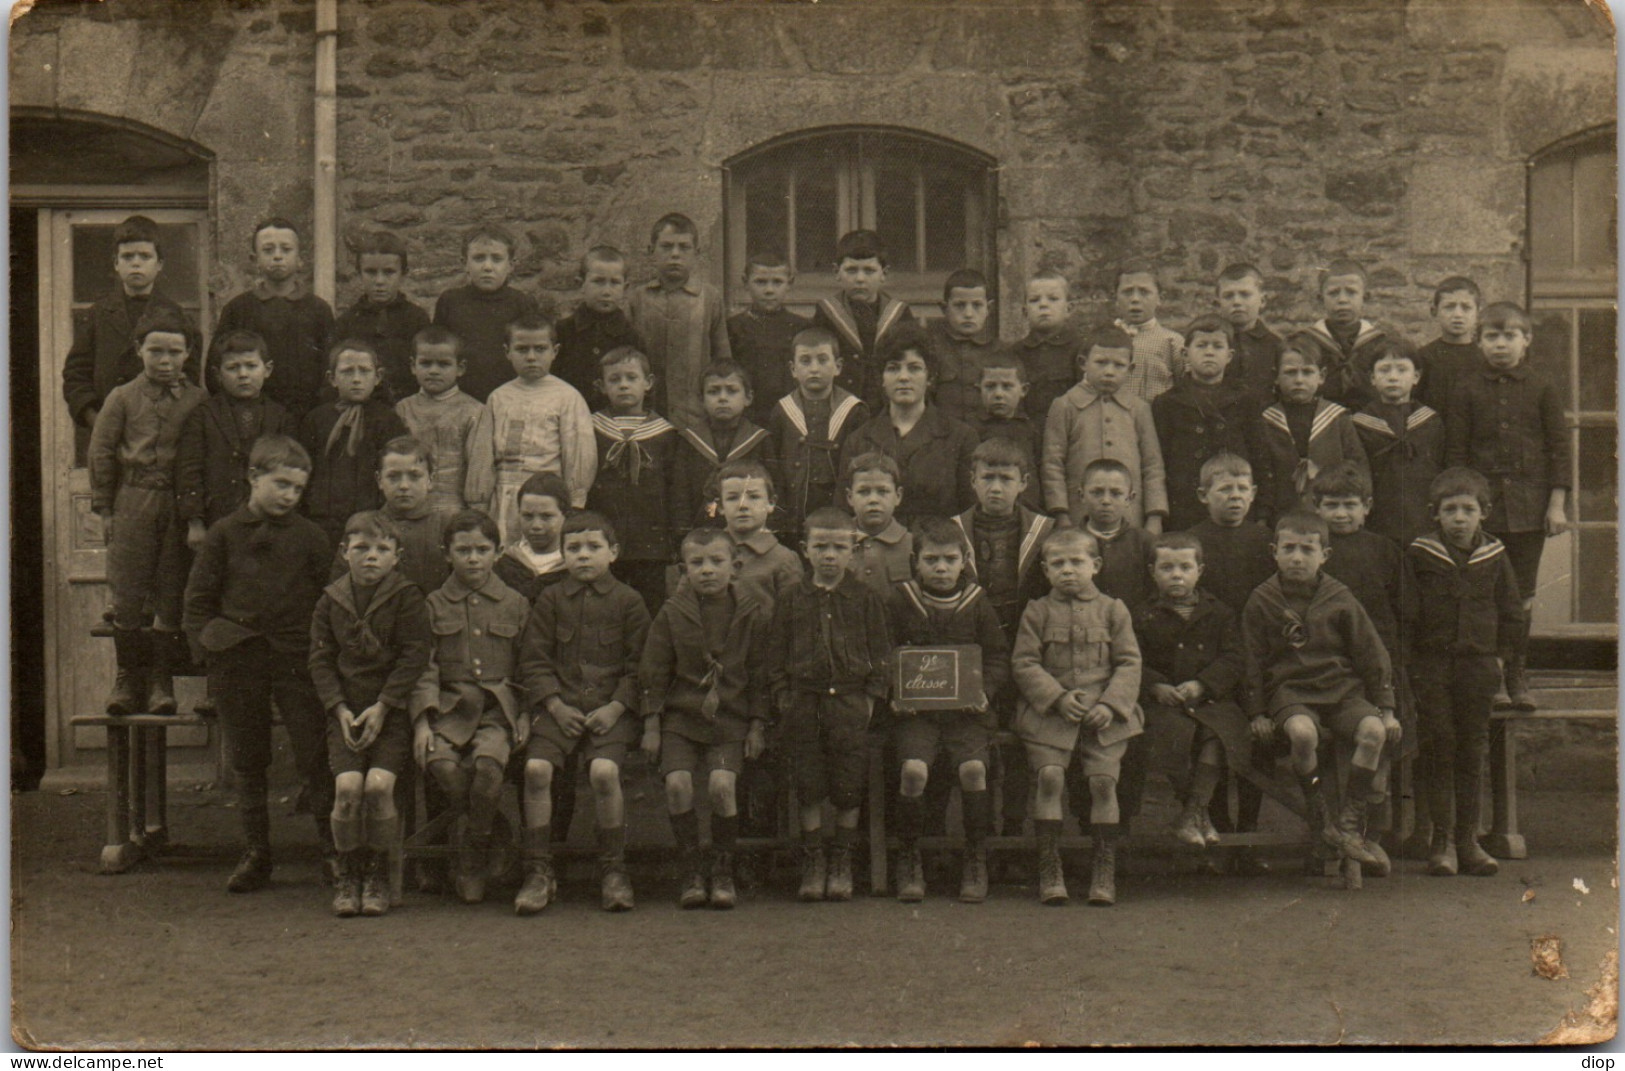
[99,724,141,874]
[141,726,170,851]
[1483,718,1527,859]
[868,740,888,896]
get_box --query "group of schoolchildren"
[75,208,1565,918]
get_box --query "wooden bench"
[69,712,210,874]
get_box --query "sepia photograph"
[6,0,1619,1050]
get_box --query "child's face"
[803,525,856,585]
[1320,273,1365,325]
[977,366,1027,419]
[1479,323,1530,371]
[1082,470,1135,529]
[465,237,512,293]
[942,286,991,338]
[914,539,967,595]
[719,475,772,538]
[652,226,698,288]
[253,226,301,283]
[1151,548,1203,601]
[1276,349,1323,404]
[114,240,162,296]
[563,528,618,582]
[446,527,498,590]
[1023,278,1071,331]
[412,343,463,396]
[137,330,188,387]
[745,264,793,313]
[847,470,902,534]
[377,451,431,513]
[1185,330,1233,385]
[881,348,930,408]
[1083,346,1133,395]
[790,344,840,398]
[329,349,381,404]
[600,357,652,413]
[1315,494,1370,536]
[1435,492,1486,549]
[1115,272,1159,325]
[518,493,565,553]
[681,539,737,598]
[219,349,270,401]
[1434,289,1479,343]
[971,461,1027,518]
[343,532,400,588]
[1042,541,1100,597]
[1198,473,1256,527]
[836,256,885,304]
[506,328,557,382]
[246,463,308,518]
[702,374,750,425]
[580,256,627,314]
[1370,354,1420,404]
[1217,276,1263,329]
[358,252,404,305]
[1274,528,1328,585]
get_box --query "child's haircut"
[413,324,461,356]
[844,450,902,487]
[941,268,990,301]
[1216,262,1263,287]
[715,458,776,500]
[1087,323,1135,352]
[1113,259,1160,291]
[1430,275,1482,310]
[680,526,735,555]
[974,349,1028,382]
[1027,268,1071,291]
[580,244,627,277]
[249,433,312,474]
[251,216,301,248]
[1199,451,1253,488]
[132,306,193,345]
[518,470,572,508]
[650,213,700,246]
[114,214,161,255]
[441,508,502,550]
[599,345,652,376]
[1183,313,1233,344]
[1319,258,1367,288]
[1369,335,1417,366]
[743,248,791,277]
[561,509,618,547]
[505,312,556,346]
[379,434,436,473]
[1480,301,1533,334]
[971,436,1032,476]
[1152,530,1205,566]
[1279,330,1330,371]
[803,505,856,535]
[1310,460,1373,503]
[327,337,380,373]
[877,322,936,380]
[1043,526,1099,559]
[834,229,887,268]
[911,516,967,554]
[461,222,516,259]
[342,509,402,548]
[213,329,267,366]
[792,325,839,354]
[352,230,408,272]
[1082,457,1134,488]
[699,359,751,394]
[1428,466,1493,513]
[1274,508,1330,545]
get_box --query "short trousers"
[781,690,872,811]
[893,711,990,769]
[526,705,638,770]
[1024,732,1127,781]
[661,730,746,778]
[107,484,188,630]
[1272,694,1382,742]
[327,707,413,777]
[1491,529,1547,600]
[426,709,514,770]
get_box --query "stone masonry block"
[1407,159,1524,255]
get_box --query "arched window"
[1526,126,1616,632]
[722,127,998,320]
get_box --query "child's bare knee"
[664,770,692,809]
[708,771,736,810]
[899,759,929,795]
[1354,718,1385,750]
[333,772,364,810]
[524,759,554,792]
[588,758,621,794]
[1036,765,1066,795]
[1088,774,1116,801]
[958,760,987,791]
[1283,716,1317,749]
[363,770,396,806]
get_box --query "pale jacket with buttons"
[411,572,530,745]
[1041,383,1168,527]
[1011,589,1143,749]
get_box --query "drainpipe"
[313,0,339,305]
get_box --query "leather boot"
[825,833,854,902]
[1499,615,1536,711]
[1456,829,1500,876]
[959,789,991,904]
[1088,823,1119,906]
[514,826,557,915]
[671,810,707,909]
[145,629,179,716]
[228,796,273,893]
[332,850,363,917]
[360,848,391,916]
[798,843,827,902]
[1035,819,1067,905]
[708,850,737,910]
[106,628,149,716]
[1336,767,1385,867]
[598,827,634,911]
[1427,828,1458,876]
[894,845,925,902]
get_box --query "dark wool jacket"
[971,411,1045,513]
[926,319,1003,425]
[1133,590,1244,702]
[183,507,332,657]
[1154,377,1269,532]
[1186,518,1276,617]
[1415,338,1480,415]
[1017,323,1086,424]
[432,284,540,402]
[669,418,777,531]
[950,505,1054,637]
[885,580,1011,728]
[1230,321,1284,408]
[493,546,569,604]
[1092,524,1158,613]
[1324,527,1411,662]
[61,287,199,427]
[1404,531,1523,662]
[767,574,892,705]
[308,570,433,714]
[1445,361,1570,534]
[1258,398,1369,520]
[586,411,679,562]
[330,501,450,596]
[552,305,644,404]
[813,291,917,410]
[334,294,432,405]
[1241,572,1395,720]
[639,583,772,741]
[175,393,294,525]
[840,406,980,526]
[729,306,813,426]
[766,388,870,532]
[1351,401,1446,547]
[211,282,335,420]
[297,397,411,541]
[1300,318,1391,412]
[517,573,651,715]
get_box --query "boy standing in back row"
[628,213,732,429]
